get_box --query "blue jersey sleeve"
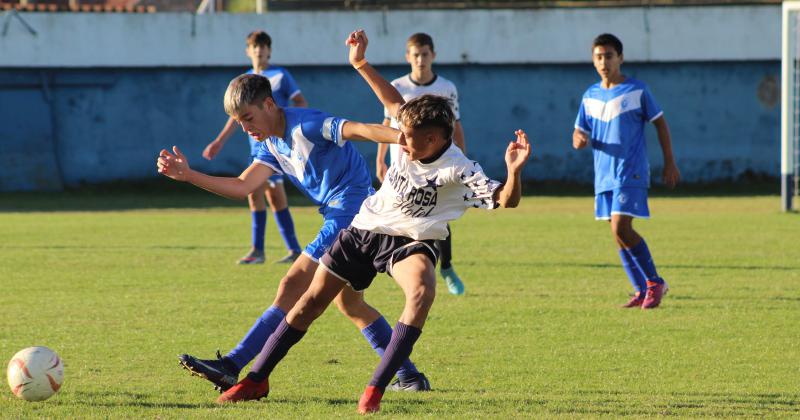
[300,113,348,148]
[574,97,591,134]
[280,68,301,101]
[252,142,284,175]
[641,86,663,122]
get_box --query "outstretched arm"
[157,146,274,200]
[346,29,405,118]
[341,121,399,144]
[652,116,680,188]
[493,130,532,208]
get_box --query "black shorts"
[319,226,439,291]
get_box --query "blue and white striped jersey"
[253,108,372,214]
[574,77,663,194]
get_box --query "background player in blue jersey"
[158,73,431,396]
[572,33,680,310]
[203,30,305,265]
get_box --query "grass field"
[1,189,798,418]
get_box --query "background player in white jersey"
[213,30,531,415]
[573,33,680,309]
[158,72,431,397]
[203,30,305,265]
[376,32,467,296]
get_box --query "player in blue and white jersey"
[203,30,306,265]
[158,73,430,395]
[213,30,531,414]
[573,33,680,310]
[377,32,467,297]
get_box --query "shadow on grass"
[467,260,800,272]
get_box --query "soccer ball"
[7,346,64,401]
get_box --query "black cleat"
[387,372,431,392]
[178,350,238,392]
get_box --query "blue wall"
[0,61,780,191]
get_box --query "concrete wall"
[0,7,781,191]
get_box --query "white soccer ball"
[7,346,64,401]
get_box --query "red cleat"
[216,377,269,404]
[357,385,383,414]
[641,280,668,309]
[621,292,644,308]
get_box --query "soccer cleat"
[440,267,465,295]
[357,385,383,414]
[387,372,431,392]
[178,351,238,392]
[237,249,265,265]
[621,292,644,308]
[641,279,669,309]
[216,377,269,404]
[274,251,301,264]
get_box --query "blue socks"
[627,240,664,284]
[619,249,647,293]
[361,316,420,380]
[252,210,267,251]
[226,305,286,372]
[274,208,302,254]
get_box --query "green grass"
[0,192,798,418]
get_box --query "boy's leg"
[264,178,303,264]
[218,268,347,403]
[359,253,436,414]
[437,224,464,296]
[335,289,428,390]
[238,183,269,264]
[178,255,318,390]
[611,213,667,309]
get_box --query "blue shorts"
[304,189,373,261]
[595,187,650,220]
[249,155,283,186]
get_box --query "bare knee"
[292,292,328,325]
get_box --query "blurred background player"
[376,32,466,295]
[203,30,305,265]
[572,33,680,309]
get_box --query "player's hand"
[202,140,222,160]
[662,160,680,189]
[346,29,368,66]
[157,146,190,182]
[376,160,388,183]
[505,129,532,173]
[573,129,589,149]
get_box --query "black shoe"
[178,350,238,392]
[387,372,431,392]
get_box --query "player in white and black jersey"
[377,32,467,296]
[216,30,532,415]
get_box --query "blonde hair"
[223,74,273,116]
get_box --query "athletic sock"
[368,322,422,391]
[274,208,302,254]
[226,305,286,372]
[248,319,306,382]
[628,240,664,284]
[436,224,453,270]
[361,316,420,380]
[619,248,647,294]
[252,210,267,251]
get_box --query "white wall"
[0,6,779,68]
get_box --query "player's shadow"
[483,260,800,272]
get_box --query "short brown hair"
[223,74,274,116]
[406,33,434,53]
[397,95,454,141]
[246,30,272,48]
